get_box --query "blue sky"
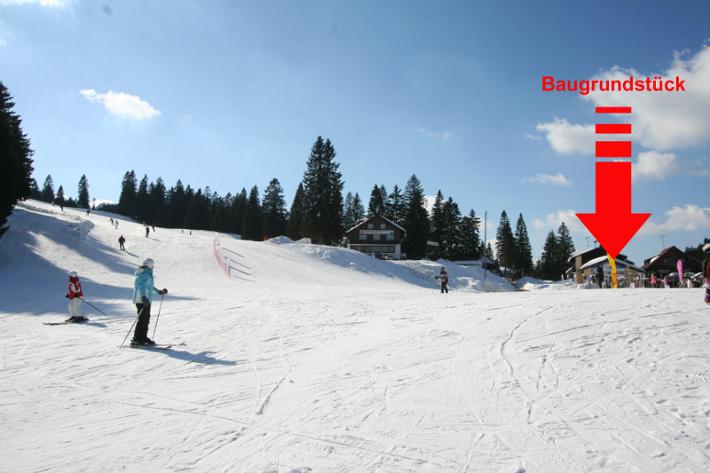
[1,0,709,265]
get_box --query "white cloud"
[0,0,71,6]
[632,150,710,182]
[532,209,586,233]
[583,44,710,151]
[639,205,710,235]
[419,128,453,140]
[523,173,572,186]
[80,89,161,121]
[0,38,7,47]
[632,151,683,181]
[535,118,595,155]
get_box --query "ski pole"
[78,297,106,315]
[152,294,164,340]
[120,305,145,349]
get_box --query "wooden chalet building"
[345,215,406,259]
[642,246,701,277]
[569,246,643,284]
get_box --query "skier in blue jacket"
[131,258,168,346]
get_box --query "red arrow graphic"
[576,161,651,259]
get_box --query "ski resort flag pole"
[607,253,618,289]
[576,107,651,283]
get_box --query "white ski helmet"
[68,271,77,278]
[142,258,155,269]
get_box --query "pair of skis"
[122,341,186,351]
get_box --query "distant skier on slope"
[118,235,126,250]
[131,258,168,346]
[702,243,710,304]
[65,271,88,323]
[435,267,449,293]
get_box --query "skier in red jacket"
[65,271,88,323]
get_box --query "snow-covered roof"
[579,255,645,272]
[345,214,406,234]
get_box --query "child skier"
[65,271,88,323]
[435,267,449,293]
[131,258,168,346]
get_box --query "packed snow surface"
[2,200,710,472]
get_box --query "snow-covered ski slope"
[2,200,710,473]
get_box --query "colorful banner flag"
[607,253,618,288]
[677,260,684,285]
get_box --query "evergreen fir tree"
[300,137,344,245]
[514,214,534,277]
[55,185,66,208]
[367,184,386,217]
[262,178,288,238]
[135,175,149,222]
[343,192,355,230]
[117,170,137,218]
[286,183,306,240]
[556,222,576,279]
[183,188,210,230]
[242,185,262,241]
[147,177,166,226]
[442,197,463,260]
[386,185,405,224]
[77,175,90,209]
[539,230,559,280]
[402,174,429,259]
[0,81,34,240]
[165,179,187,228]
[30,179,41,200]
[460,209,481,261]
[231,188,247,235]
[41,175,55,203]
[343,191,365,230]
[495,210,516,275]
[428,191,446,259]
[367,184,388,217]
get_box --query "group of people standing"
[64,258,168,347]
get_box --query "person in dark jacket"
[435,267,449,293]
[596,265,604,289]
[131,258,168,346]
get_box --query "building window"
[380,224,386,229]
[368,224,374,229]
[363,246,372,253]
[373,246,381,253]
[387,234,394,240]
[373,235,380,240]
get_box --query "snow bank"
[284,244,515,292]
[516,276,580,291]
[265,235,294,244]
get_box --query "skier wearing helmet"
[65,271,88,323]
[131,258,168,346]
